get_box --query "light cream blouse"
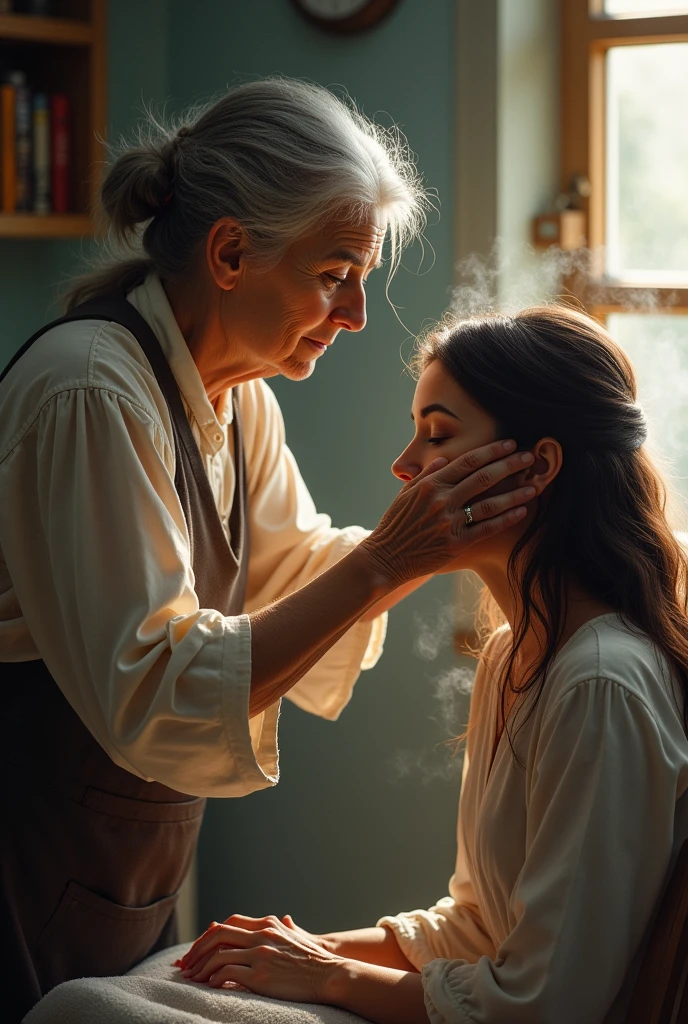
[0,275,386,797]
[379,614,688,1024]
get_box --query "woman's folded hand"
[175,913,345,1002]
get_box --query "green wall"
[166,0,463,934]
[0,0,466,936]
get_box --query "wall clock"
[291,0,402,34]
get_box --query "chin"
[280,355,317,381]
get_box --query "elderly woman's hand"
[360,439,535,588]
[176,913,344,1003]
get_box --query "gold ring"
[463,504,473,526]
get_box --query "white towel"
[23,944,370,1024]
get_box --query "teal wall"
[0,0,465,935]
[166,0,462,934]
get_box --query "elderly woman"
[0,78,532,1022]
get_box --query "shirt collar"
[126,274,234,450]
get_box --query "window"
[602,1,688,16]
[562,0,688,495]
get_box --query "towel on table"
[23,943,370,1024]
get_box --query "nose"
[331,283,367,333]
[392,451,421,482]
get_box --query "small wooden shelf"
[0,0,106,239]
[0,212,92,237]
[0,14,93,46]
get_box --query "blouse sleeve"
[239,379,387,720]
[421,678,680,1024]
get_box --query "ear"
[206,217,249,291]
[514,437,563,495]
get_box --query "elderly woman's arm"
[359,574,432,621]
[240,377,428,717]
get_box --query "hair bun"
[101,145,173,238]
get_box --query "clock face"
[292,0,401,32]
[298,0,371,18]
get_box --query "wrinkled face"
[393,358,499,481]
[230,214,386,381]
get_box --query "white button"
[214,432,223,443]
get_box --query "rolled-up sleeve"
[240,378,387,720]
[420,679,679,1024]
[1,383,276,797]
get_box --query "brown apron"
[0,295,249,1023]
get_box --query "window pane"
[603,1,688,15]
[608,314,688,504]
[606,43,688,284]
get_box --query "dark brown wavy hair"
[416,304,688,750]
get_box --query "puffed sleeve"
[1,382,276,798]
[239,378,387,720]
[421,678,680,1024]
[378,750,496,969]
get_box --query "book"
[33,93,49,214]
[51,93,69,213]
[0,81,16,212]
[8,70,32,212]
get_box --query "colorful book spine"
[51,93,69,214]
[9,70,32,212]
[33,93,49,214]
[1,82,16,212]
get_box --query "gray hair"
[64,77,430,310]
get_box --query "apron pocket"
[34,880,178,991]
[82,786,205,822]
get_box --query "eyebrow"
[411,403,461,422]
[326,248,383,271]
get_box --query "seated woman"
[176,303,688,1024]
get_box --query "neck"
[473,552,616,660]
[162,276,271,403]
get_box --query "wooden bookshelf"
[0,211,90,235]
[0,0,106,238]
[0,13,94,44]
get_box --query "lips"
[304,337,328,354]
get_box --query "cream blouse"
[0,275,386,797]
[379,614,688,1024]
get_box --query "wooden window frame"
[561,0,688,318]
